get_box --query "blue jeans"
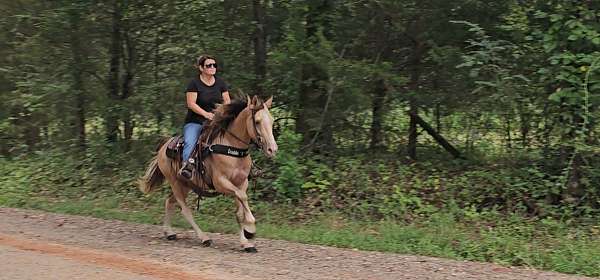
[182,122,203,162]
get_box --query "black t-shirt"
[184,76,228,124]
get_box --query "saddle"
[164,135,250,194]
[165,136,184,160]
[164,135,213,195]
[164,135,250,161]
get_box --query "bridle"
[251,107,264,150]
[225,106,265,151]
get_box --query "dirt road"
[0,207,595,280]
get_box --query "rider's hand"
[205,112,214,120]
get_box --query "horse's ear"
[246,95,252,108]
[265,96,273,108]
[251,95,259,106]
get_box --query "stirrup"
[179,160,195,180]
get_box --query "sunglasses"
[203,63,217,69]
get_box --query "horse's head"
[246,95,278,158]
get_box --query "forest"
[1,0,599,276]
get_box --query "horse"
[138,96,277,252]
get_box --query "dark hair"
[200,98,249,144]
[196,55,217,68]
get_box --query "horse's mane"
[200,98,258,144]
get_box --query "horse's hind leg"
[170,180,212,245]
[163,193,178,240]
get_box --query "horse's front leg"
[235,198,257,251]
[215,177,257,252]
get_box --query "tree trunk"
[506,115,512,149]
[296,0,332,147]
[370,79,386,149]
[405,15,425,160]
[69,32,86,153]
[252,0,267,98]
[223,0,237,39]
[407,103,418,159]
[517,102,530,148]
[410,112,463,159]
[24,115,40,151]
[68,7,86,154]
[153,33,163,134]
[297,62,326,146]
[75,79,86,152]
[121,27,135,151]
[106,0,122,143]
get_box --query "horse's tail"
[138,155,164,194]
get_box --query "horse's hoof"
[201,239,213,247]
[243,229,255,240]
[166,234,177,240]
[243,247,258,253]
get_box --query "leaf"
[548,92,563,102]
[549,14,563,22]
[475,81,497,88]
[534,11,548,19]
[512,74,531,82]
[543,42,557,52]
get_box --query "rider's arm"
[186,91,213,119]
[222,91,231,105]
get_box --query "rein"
[222,107,264,152]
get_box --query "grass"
[2,189,599,277]
[1,155,599,277]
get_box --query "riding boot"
[178,158,195,180]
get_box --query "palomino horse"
[139,96,277,252]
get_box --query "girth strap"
[202,144,249,158]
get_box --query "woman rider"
[179,55,230,179]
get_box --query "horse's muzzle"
[264,143,278,158]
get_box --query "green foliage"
[272,129,305,201]
[2,0,600,276]
[453,1,600,210]
[0,159,32,206]
[3,168,600,276]
[266,144,600,219]
[2,135,600,277]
